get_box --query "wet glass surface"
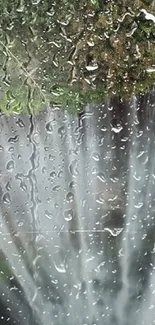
[0,1,155,325]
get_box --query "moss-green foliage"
[0,0,154,115]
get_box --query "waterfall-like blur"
[0,91,155,325]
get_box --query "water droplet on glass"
[18,222,24,227]
[8,135,19,143]
[86,64,98,71]
[66,191,74,203]
[104,227,123,237]
[16,118,25,128]
[53,261,66,273]
[111,125,123,133]
[58,170,63,178]
[52,185,60,192]
[58,126,65,138]
[6,160,15,172]
[64,209,74,221]
[69,181,76,190]
[46,122,53,134]
[0,145,4,152]
[69,159,79,177]
[92,152,100,162]
[33,133,40,144]
[45,210,53,220]
[134,202,143,209]
[50,171,56,178]
[20,182,27,192]
[2,193,11,204]
[6,181,11,191]
[97,172,106,183]
[8,147,14,152]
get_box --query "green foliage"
[0,0,154,115]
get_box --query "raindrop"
[97,172,106,183]
[58,126,65,138]
[16,118,25,128]
[50,171,56,178]
[134,202,143,209]
[52,185,60,192]
[101,126,107,132]
[2,192,11,204]
[137,151,145,158]
[46,122,53,134]
[8,135,19,143]
[33,133,40,144]
[69,181,76,189]
[18,222,24,227]
[58,170,63,178]
[121,137,129,142]
[92,167,97,174]
[69,159,79,177]
[0,145,4,152]
[6,160,15,172]
[86,64,98,71]
[96,195,105,204]
[111,125,123,133]
[32,0,41,4]
[45,210,53,220]
[20,182,27,192]
[92,153,100,162]
[109,177,119,183]
[53,261,66,273]
[104,227,123,237]
[64,209,74,221]
[8,147,14,152]
[133,174,141,181]
[6,181,11,191]
[42,167,47,173]
[66,191,74,203]
[137,130,143,138]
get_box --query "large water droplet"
[6,181,11,191]
[111,125,123,133]
[52,185,60,192]
[86,64,98,71]
[92,152,100,162]
[69,181,76,190]
[66,191,74,203]
[97,172,106,183]
[6,160,15,172]
[104,227,123,237]
[64,209,74,221]
[8,135,19,143]
[69,159,79,177]
[8,147,14,153]
[46,121,53,134]
[58,126,65,138]
[20,182,27,192]
[50,171,56,178]
[45,210,53,220]
[16,118,25,128]
[53,261,66,273]
[2,192,11,204]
